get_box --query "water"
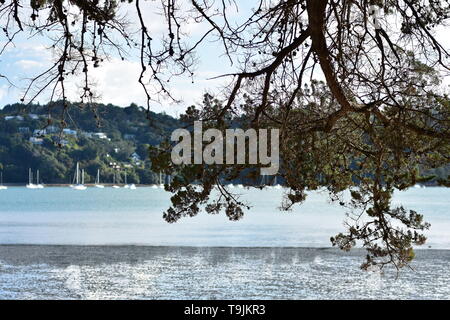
[0,187,449,299]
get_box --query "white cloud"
[60,57,230,116]
[14,59,44,70]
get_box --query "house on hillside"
[92,132,107,139]
[4,115,24,121]
[131,152,141,165]
[29,137,43,145]
[28,113,39,120]
[62,128,77,136]
[18,127,30,134]
[33,129,47,136]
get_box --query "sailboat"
[26,168,38,189]
[95,169,104,188]
[35,170,44,189]
[111,172,120,188]
[123,172,129,189]
[123,172,136,189]
[0,171,7,190]
[72,162,87,190]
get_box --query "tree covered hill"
[0,102,181,184]
[0,101,448,186]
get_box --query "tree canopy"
[1,0,450,270]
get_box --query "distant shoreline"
[0,183,436,188]
[0,183,158,187]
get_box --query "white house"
[28,113,39,120]
[92,132,107,139]
[62,128,77,136]
[29,137,44,145]
[131,152,141,164]
[33,129,47,136]
[4,115,24,121]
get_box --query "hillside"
[0,101,448,186]
[0,102,181,184]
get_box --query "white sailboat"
[95,169,104,188]
[123,172,137,189]
[35,170,44,188]
[111,172,120,188]
[0,171,7,190]
[26,168,38,189]
[123,172,130,189]
[72,162,87,190]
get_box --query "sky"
[0,1,449,117]
[0,1,252,116]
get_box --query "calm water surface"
[0,187,449,299]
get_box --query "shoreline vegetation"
[1,102,448,187]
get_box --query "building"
[29,137,44,145]
[46,126,59,134]
[4,115,24,121]
[33,129,47,136]
[28,113,39,120]
[18,127,30,133]
[92,132,107,139]
[62,128,77,136]
[131,152,141,165]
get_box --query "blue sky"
[1,2,449,116]
[0,1,256,116]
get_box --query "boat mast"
[76,162,80,185]
[82,169,85,185]
[36,170,39,185]
[96,169,100,184]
